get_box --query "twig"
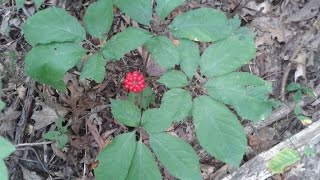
[280,38,303,101]
[15,80,35,144]
[15,141,52,147]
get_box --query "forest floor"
[0,0,320,179]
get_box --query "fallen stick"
[222,119,320,180]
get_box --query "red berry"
[123,71,146,93]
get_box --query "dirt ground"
[0,0,320,179]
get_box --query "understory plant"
[21,0,277,179]
[286,82,315,125]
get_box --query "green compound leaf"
[160,88,192,122]
[149,133,202,180]
[177,39,199,79]
[286,82,301,92]
[141,108,172,133]
[267,147,300,175]
[80,53,107,83]
[0,161,9,180]
[145,36,180,69]
[200,28,256,77]
[113,0,152,25]
[126,141,162,180]
[205,72,273,121]
[102,28,152,61]
[96,132,136,180]
[158,70,188,89]
[169,8,234,42]
[110,99,140,127]
[0,136,15,158]
[156,0,185,20]
[192,96,246,167]
[23,7,85,46]
[0,101,4,111]
[83,0,113,39]
[25,43,85,92]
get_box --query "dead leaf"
[293,51,307,81]
[20,165,42,180]
[32,101,67,130]
[17,85,27,100]
[51,142,67,160]
[86,120,104,150]
[286,0,320,23]
[0,11,11,36]
[0,107,21,135]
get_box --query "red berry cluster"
[123,71,146,93]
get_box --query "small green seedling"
[303,145,315,157]
[43,117,68,149]
[286,82,315,125]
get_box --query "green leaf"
[145,36,180,69]
[293,90,302,103]
[16,0,24,9]
[303,145,315,157]
[57,116,67,133]
[0,136,15,158]
[149,133,202,180]
[0,161,9,180]
[141,108,172,133]
[102,28,152,61]
[57,134,68,149]
[0,101,4,111]
[160,88,192,122]
[205,72,273,121]
[34,0,44,9]
[96,132,136,180]
[297,115,312,126]
[177,39,199,79]
[80,53,107,83]
[23,7,85,46]
[110,99,140,127]
[155,0,184,20]
[83,0,113,39]
[113,0,152,25]
[43,131,60,140]
[229,15,241,31]
[169,8,234,42]
[25,43,85,92]
[200,28,256,77]
[294,106,302,115]
[286,82,301,92]
[192,96,247,167]
[127,86,156,109]
[301,87,316,97]
[126,141,162,180]
[158,70,188,88]
[267,148,300,174]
